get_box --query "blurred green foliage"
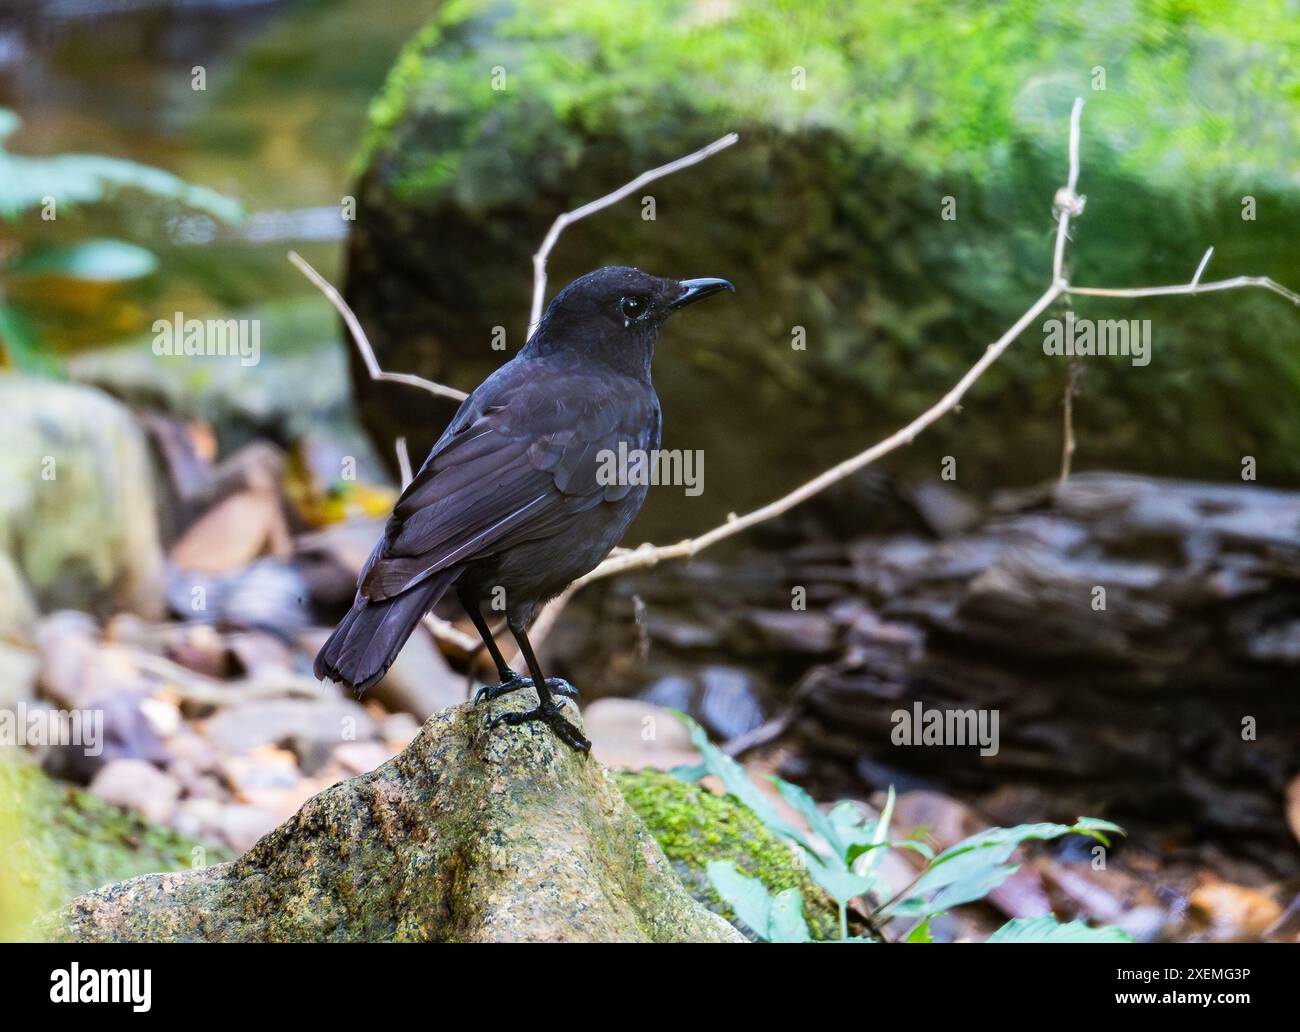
[0,109,242,374]
[364,0,1300,201]
[0,761,229,941]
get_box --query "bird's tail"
[313,570,459,695]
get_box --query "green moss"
[0,760,229,940]
[360,0,1300,204]
[615,768,839,940]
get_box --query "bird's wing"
[358,367,654,602]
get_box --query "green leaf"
[666,761,707,782]
[804,852,877,907]
[857,785,896,877]
[848,839,934,862]
[928,863,1019,912]
[9,240,158,281]
[773,776,847,861]
[905,916,936,943]
[673,713,814,852]
[987,915,1134,943]
[0,108,243,223]
[938,819,1123,862]
[0,300,60,375]
[882,817,1124,920]
[707,861,775,941]
[768,889,813,943]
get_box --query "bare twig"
[1191,246,1214,288]
[289,253,474,661]
[423,613,480,657]
[1065,274,1300,305]
[527,133,740,336]
[112,648,322,705]
[289,250,468,402]
[1059,359,1081,484]
[395,436,413,490]
[1051,98,1085,284]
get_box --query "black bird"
[315,266,733,751]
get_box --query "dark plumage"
[315,266,733,750]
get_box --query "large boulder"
[345,1,1300,541]
[0,376,164,623]
[50,692,743,942]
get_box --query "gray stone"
[199,696,377,761]
[88,759,181,825]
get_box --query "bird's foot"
[474,670,527,704]
[474,672,578,704]
[488,698,591,753]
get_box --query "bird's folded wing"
[358,375,652,602]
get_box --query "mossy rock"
[345,0,1300,543]
[48,695,743,943]
[0,761,228,941]
[616,768,839,940]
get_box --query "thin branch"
[1059,359,1081,484]
[289,250,468,402]
[527,133,740,336]
[1051,98,1085,284]
[422,613,481,657]
[395,436,413,491]
[288,253,479,662]
[1066,274,1300,305]
[1191,246,1214,288]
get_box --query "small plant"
[672,713,1132,943]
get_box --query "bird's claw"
[474,673,578,704]
[474,671,526,704]
[488,700,591,754]
[542,677,579,699]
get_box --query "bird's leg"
[488,620,590,753]
[460,590,576,704]
[460,588,527,702]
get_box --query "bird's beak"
[668,277,735,311]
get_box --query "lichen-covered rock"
[49,693,743,942]
[616,768,840,941]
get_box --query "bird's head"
[529,265,734,376]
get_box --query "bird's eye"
[620,295,649,320]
